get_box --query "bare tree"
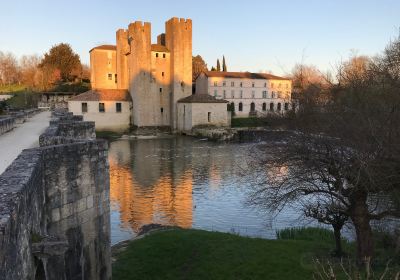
[247,37,400,265]
[0,51,20,85]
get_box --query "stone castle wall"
[0,111,111,279]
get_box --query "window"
[81,102,87,113]
[272,91,275,98]
[240,82,243,87]
[208,112,211,122]
[162,72,165,77]
[262,103,266,111]
[251,90,255,98]
[262,91,267,98]
[99,103,105,113]
[250,102,255,112]
[277,103,282,111]
[252,82,255,87]
[183,105,186,115]
[286,83,289,89]
[223,90,226,99]
[231,90,235,98]
[116,102,122,113]
[163,53,166,58]
[264,82,267,87]
[108,73,112,80]
[161,107,164,113]
[214,81,218,86]
[284,103,289,110]
[271,82,274,88]
[223,81,226,86]
[115,74,118,83]
[156,53,159,58]
[270,102,274,111]
[240,90,243,98]
[159,87,163,93]
[278,91,282,98]
[231,81,235,86]
[239,102,243,111]
[214,90,218,96]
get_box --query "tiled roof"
[89,45,117,52]
[151,44,169,52]
[69,89,131,102]
[178,94,228,103]
[203,71,290,81]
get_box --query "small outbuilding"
[68,89,132,132]
[177,94,230,133]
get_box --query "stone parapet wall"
[0,117,15,135]
[0,110,111,279]
[0,109,42,135]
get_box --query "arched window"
[277,103,281,111]
[250,102,255,112]
[262,103,266,111]
[284,103,289,110]
[270,102,274,111]
[239,102,243,111]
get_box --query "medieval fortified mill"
[90,17,193,130]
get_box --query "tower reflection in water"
[109,138,194,237]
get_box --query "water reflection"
[109,137,313,245]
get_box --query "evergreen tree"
[210,66,216,71]
[216,59,221,71]
[222,55,227,72]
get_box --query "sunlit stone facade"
[196,71,293,117]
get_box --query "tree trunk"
[349,191,374,265]
[332,225,343,257]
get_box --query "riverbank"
[112,228,334,280]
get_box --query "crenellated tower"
[116,29,129,89]
[165,18,193,130]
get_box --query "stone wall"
[0,110,111,279]
[0,117,15,135]
[0,109,41,136]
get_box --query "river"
[109,136,334,245]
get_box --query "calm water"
[109,136,325,245]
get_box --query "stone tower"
[128,21,157,127]
[116,29,129,89]
[165,18,193,130]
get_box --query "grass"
[276,227,338,243]
[3,91,41,109]
[0,84,26,93]
[112,228,332,280]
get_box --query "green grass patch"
[276,227,336,243]
[112,228,332,280]
[4,91,41,109]
[0,84,26,93]
[231,117,268,128]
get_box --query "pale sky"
[1,0,399,76]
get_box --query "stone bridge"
[0,111,111,279]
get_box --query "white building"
[68,89,132,132]
[177,94,230,132]
[196,71,292,118]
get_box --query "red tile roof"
[89,45,117,52]
[203,71,290,81]
[69,89,131,102]
[178,94,228,103]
